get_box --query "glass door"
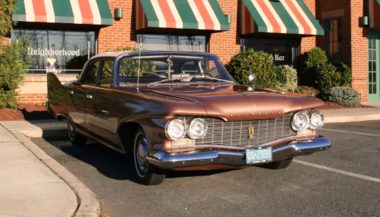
[368,33,380,102]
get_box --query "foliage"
[295,85,320,97]
[0,0,15,36]
[300,47,352,94]
[334,62,352,87]
[304,47,328,68]
[0,38,30,108]
[276,65,298,92]
[227,49,277,89]
[119,59,156,77]
[322,87,361,107]
[300,47,328,86]
[314,63,342,94]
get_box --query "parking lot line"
[294,159,380,183]
[319,128,380,138]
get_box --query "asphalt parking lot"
[32,121,380,217]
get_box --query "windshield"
[117,54,234,87]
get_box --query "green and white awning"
[12,0,113,25]
[241,0,324,35]
[136,0,230,31]
[369,0,380,29]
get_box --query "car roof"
[92,50,215,59]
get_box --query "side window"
[99,60,114,87]
[83,61,99,85]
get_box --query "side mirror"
[247,73,256,91]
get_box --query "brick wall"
[209,0,240,65]
[301,0,317,54]
[98,0,136,52]
[316,0,368,102]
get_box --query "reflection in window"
[100,60,114,87]
[136,34,207,52]
[324,18,342,62]
[83,61,99,85]
[241,38,300,65]
[11,29,95,74]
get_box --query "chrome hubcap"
[67,121,75,139]
[135,135,148,176]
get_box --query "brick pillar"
[350,0,368,102]
[209,0,240,65]
[300,0,317,54]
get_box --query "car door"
[85,59,121,149]
[69,60,100,133]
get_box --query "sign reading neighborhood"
[27,47,81,57]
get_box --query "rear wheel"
[67,119,87,146]
[262,158,293,169]
[133,129,166,185]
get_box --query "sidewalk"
[0,122,100,217]
[323,102,380,123]
[0,104,379,217]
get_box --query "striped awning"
[369,0,380,29]
[136,0,230,31]
[12,0,113,25]
[241,0,324,35]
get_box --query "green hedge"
[228,49,297,91]
[323,87,361,107]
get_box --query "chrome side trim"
[147,136,331,169]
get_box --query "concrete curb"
[324,113,380,123]
[9,130,101,217]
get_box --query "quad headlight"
[166,118,208,140]
[166,119,186,140]
[291,110,324,131]
[291,111,310,131]
[187,118,208,139]
[310,111,324,129]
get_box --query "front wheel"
[133,129,166,185]
[261,158,293,170]
[67,119,87,146]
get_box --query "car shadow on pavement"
[44,136,233,184]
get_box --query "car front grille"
[194,114,296,148]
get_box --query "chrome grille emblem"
[248,126,255,140]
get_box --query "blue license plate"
[246,147,273,164]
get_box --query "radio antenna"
[136,35,143,93]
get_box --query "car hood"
[141,85,324,121]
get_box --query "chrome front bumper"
[147,137,331,169]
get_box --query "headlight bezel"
[187,118,208,139]
[310,110,324,129]
[291,111,310,131]
[165,118,186,140]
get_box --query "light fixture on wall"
[359,16,369,27]
[114,8,123,20]
[225,14,231,24]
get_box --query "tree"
[0,0,29,108]
[0,0,15,37]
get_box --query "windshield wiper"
[190,75,235,84]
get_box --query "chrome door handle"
[100,110,110,116]
[86,94,93,99]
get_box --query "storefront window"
[136,34,207,52]
[11,29,96,74]
[241,38,300,66]
[324,18,342,62]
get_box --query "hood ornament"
[247,73,256,92]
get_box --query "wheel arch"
[118,122,144,155]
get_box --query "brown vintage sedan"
[47,51,331,185]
